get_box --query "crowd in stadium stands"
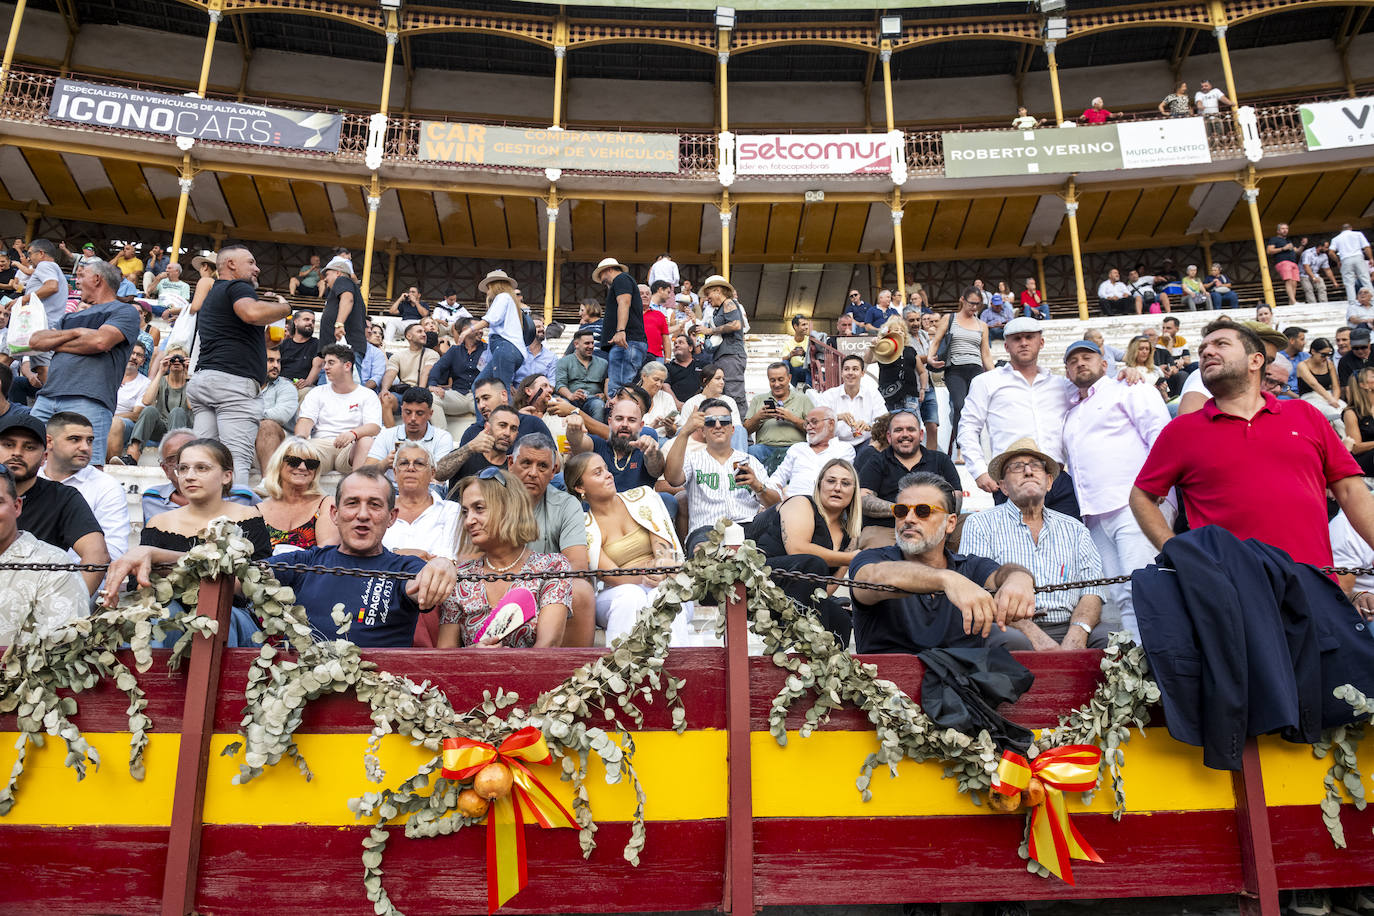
[1,234,1373,666]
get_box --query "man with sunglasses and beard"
[856,408,960,549]
[959,439,1108,652]
[850,471,1036,654]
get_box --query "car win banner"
[46,79,342,152]
[942,119,1210,178]
[735,133,892,176]
[418,122,680,174]
[1300,96,1374,151]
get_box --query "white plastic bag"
[164,297,197,352]
[6,296,47,354]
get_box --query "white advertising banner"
[735,133,892,176]
[1116,118,1211,169]
[1301,96,1374,151]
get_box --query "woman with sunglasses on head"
[437,467,570,648]
[101,439,270,643]
[258,437,340,552]
[382,442,461,561]
[564,451,689,645]
[117,344,192,465]
[746,457,862,646]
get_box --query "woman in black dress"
[748,458,861,647]
[1343,367,1374,475]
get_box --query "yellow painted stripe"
[0,727,1239,827]
[1257,733,1374,806]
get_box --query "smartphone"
[765,397,778,410]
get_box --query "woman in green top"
[1180,264,1209,310]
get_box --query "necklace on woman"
[485,546,526,574]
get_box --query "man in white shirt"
[646,253,680,291]
[296,343,383,473]
[770,407,856,500]
[1331,223,1374,305]
[1097,269,1131,316]
[1061,339,1173,638]
[39,411,130,560]
[666,397,780,555]
[1331,507,1374,623]
[1193,78,1231,115]
[365,387,455,474]
[958,317,1081,518]
[1349,287,1374,331]
[431,289,473,334]
[1300,240,1335,303]
[817,354,884,448]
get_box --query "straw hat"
[1239,319,1286,352]
[871,334,905,364]
[698,274,737,300]
[987,436,1061,481]
[477,268,514,293]
[190,254,216,273]
[323,256,352,274]
[591,257,627,283]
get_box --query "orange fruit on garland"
[473,761,514,801]
[1024,776,1046,808]
[988,789,1022,813]
[457,788,490,818]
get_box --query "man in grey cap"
[957,316,1081,518]
[1061,338,1173,638]
[320,255,366,362]
[1338,326,1374,389]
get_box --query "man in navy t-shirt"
[268,467,457,647]
[848,471,1035,654]
[567,392,664,492]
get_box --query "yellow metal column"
[552,17,568,128]
[1065,179,1088,320]
[544,184,559,325]
[890,189,906,305]
[0,0,28,97]
[168,157,194,264]
[360,176,382,309]
[718,29,730,134]
[719,191,732,281]
[879,39,895,132]
[196,0,224,98]
[1242,166,1276,306]
[379,11,399,117]
[1209,0,1240,112]
[1045,39,1065,125]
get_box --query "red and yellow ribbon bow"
[442,727,577,913]
[993,745,1104,885]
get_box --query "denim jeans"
[33,394,114,465]
[748,442,789,475]
[606,340,648,398]
[475,335,525,396]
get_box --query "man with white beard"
[848,471,1036,654]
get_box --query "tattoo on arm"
[861,492,893,519]
[435,443,476,481]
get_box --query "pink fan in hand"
[471,587,538,645]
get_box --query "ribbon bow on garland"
[993,745,1104,885]
[442,727,577,913]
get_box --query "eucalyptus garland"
[1313,685,1373,848]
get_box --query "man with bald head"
[185,245,293,484]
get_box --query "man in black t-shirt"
[1266,222,1300,306]
[279,309,321,387]
[856,410,960,547]
[446,405,519,494]
[592,257,647,399]
[0,252,19,295]
[0,413,106,594]
[320,256,367,361]
[183,245,292,484]
[666,333,704,404]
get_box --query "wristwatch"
[1073,621,1092,636]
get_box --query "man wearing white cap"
[320,255,366,362]
[1061,338,1173,639]
[957,316,1081,518]
[592,257,648,399]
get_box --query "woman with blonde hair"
[1343,367,1374,474]
[1123,335,1163,386]
[437,468,571,647]
[564,451,689,645]
[460,269,529,393]
[258,437,339,552]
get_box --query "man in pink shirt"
[1062,339,1172,639]
[1131,321,1374,574]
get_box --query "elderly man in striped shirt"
[958,438,1109,651]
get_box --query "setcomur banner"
[419,122,679,174]
[46,79,342,152]
[942,119,1210,178]
[735,133,892,176]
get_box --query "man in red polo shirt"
[1130,320,1374,569]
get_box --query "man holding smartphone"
[744,362,813,473]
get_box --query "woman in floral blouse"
[437,467,570,647]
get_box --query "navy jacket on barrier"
[1132,525,1374,771]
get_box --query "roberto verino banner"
[735,133,891,176]
[1301,96,1374,151]
[942,119,1210,178]
[47,79,342,152]
[419,122,680,174]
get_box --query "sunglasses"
[478,466,508,485]
[283,455,321,471]
[702,415,733,428]
[892,503,945,520]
